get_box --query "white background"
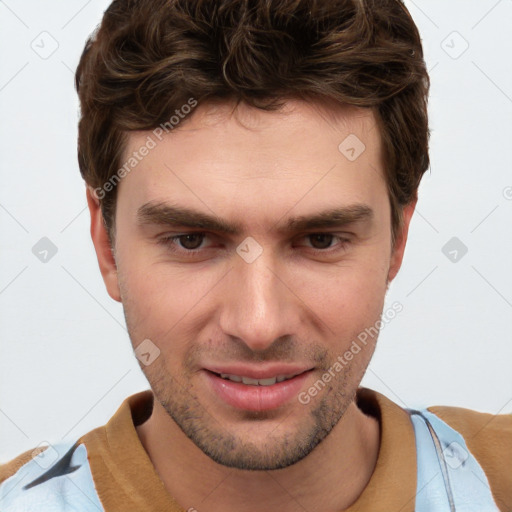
[1,0,511,462]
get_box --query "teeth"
[242,376,260,385]
[220,373,242,382]
[219,373,295,386]
[258,377,277,386]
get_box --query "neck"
[136,395,380,511]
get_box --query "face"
[90,98,413,470]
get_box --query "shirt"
[1,388,511,511]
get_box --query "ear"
[387,199,417,283]
[86,186,122,302]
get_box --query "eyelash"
[157,232,350,258]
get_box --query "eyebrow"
[136,201,373,235]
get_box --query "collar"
[81,387,418,511]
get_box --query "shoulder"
[428,404,512,458]
[0,440,103,511]
[428,405,512,510]
[0,445,47,485]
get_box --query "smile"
[218,373,300,386]
[204,369,313,411]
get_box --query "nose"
[218,245,299,353]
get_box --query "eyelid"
[295,233,351,250]
[157,231,351,256]
[157,231,211,254]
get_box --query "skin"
[87,98,416,511]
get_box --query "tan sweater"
[2,388,511,511]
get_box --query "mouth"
[215,372,302,386]
[202,366,313,411]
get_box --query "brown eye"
[308,234,334,249]
[177,233,205,250]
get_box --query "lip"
[203,367,313,411]
[204,364,312,380]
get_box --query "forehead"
[124,97,380,159]
[116,98,386,224]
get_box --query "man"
[1,0,510,510]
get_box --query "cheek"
[292,256,388,346]
[117,254,218,346]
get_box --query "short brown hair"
[75,0,430,246]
